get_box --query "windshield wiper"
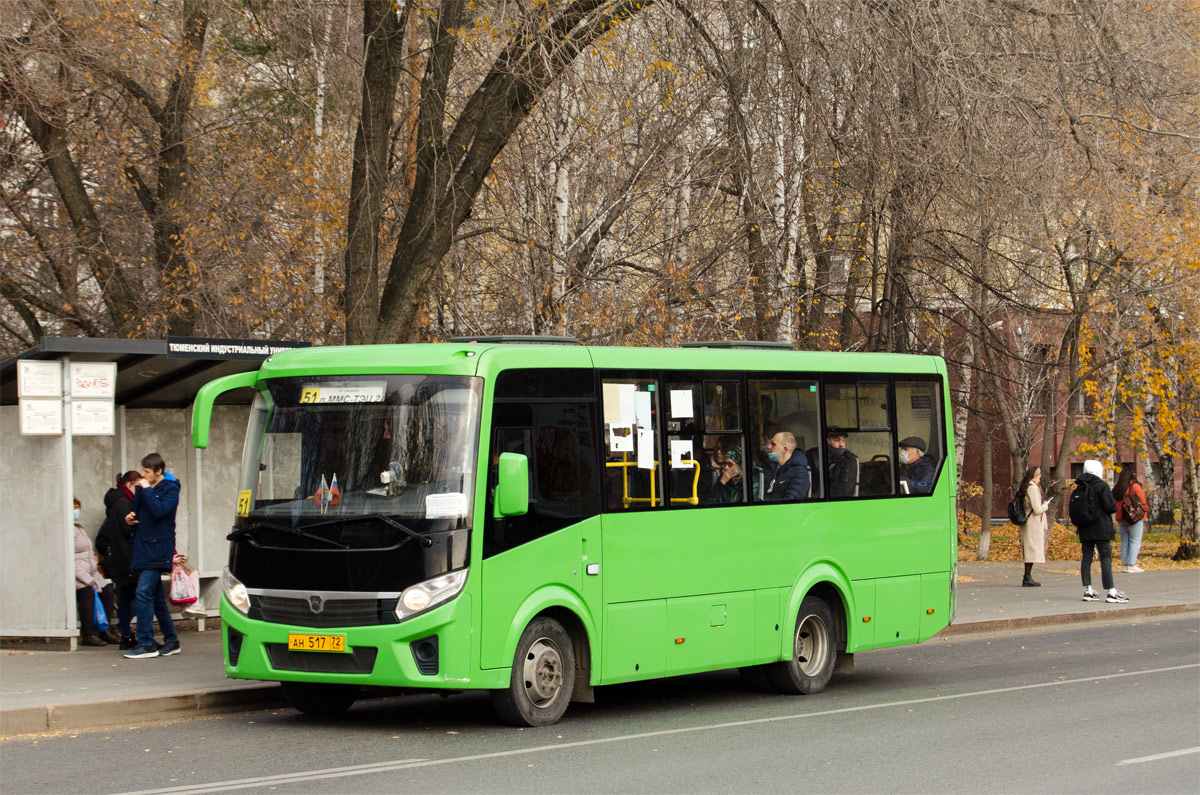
[369,513,434,548]
[227,520,349,549]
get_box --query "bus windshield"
[237,374,483,538]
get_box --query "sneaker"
[1127,565,1144,573]
[159,640,181,657]
[123,645,160,659]
[118,635,138,650]
[1106,590,1129,604]
[1082,590,1101,602]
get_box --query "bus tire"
[280,681,360,716]
[767,595,837,695]
[491,617,575,727]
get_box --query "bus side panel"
[477,521,598,672]
[603,600,666,684]
[664,591,757,676]
[919,571,951,640]
[754,587,786,661]
[848,579,875,650]
[870,575,922,648]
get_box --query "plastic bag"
[92,588,110,632]
[169,561,199,605]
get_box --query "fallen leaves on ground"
[957,511,1199,569]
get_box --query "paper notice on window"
[609,424,634,452]
[619,384,637,426]
[426,492,468,519]
[670,389,693,419]
[634,391,652,429]
[670,439,694,468]
[637,427,655,470]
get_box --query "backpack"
[1006,492,1028,525]
[1122,487,1147,524]
[1068,482,1101,527]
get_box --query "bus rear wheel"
[491,617,575,727]
[768,595,837,695]
[280,681,360,717]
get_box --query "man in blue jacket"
[123,452,182,659]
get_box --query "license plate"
[287,633,347,653]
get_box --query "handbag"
[169,561,200,605]
[1122,487,1147,523]
[92,588,110,632]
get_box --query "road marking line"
[1116,747,1200,766]
[122,663,1199,795]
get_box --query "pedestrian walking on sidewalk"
[123,453,182,659]
[1113,467,1149,574]
[1016,466,1050,587]
[1069,459,1127,604]
[95,470,140,649]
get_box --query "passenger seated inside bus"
[705,446,744,504]
[899,436,936,495]
[762,431,810,501]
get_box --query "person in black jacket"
[1072,460,1128,604]
[95,471,140,649]
[763,431,810,501]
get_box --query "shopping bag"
[168,561,199,605]
[92,588,110,632]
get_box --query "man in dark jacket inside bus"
[123,452,182,659]
[763,431,810,501]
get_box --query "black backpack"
[1069,482,1101,527]
[1006,492,1028,525]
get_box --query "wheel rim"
[794,612,831,677]
[522,636,564,708]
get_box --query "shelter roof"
[0,336,308,408]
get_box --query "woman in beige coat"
[1017,466,1050,587]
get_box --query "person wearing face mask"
[708,447,745,504]
[763,431,810,501]
[95,471,142,649]
[898,437,936,495]
[824,427,859,498]
[73,498,119,646]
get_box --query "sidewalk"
[2,563,1197,736]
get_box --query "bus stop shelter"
[0,336,307,646]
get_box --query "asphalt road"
[3,615,1197,795]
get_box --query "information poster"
[17,360,62,398]
[71,399,115,435]
[69,362,117,398]
[19,399,62,435]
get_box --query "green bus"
[192,338,957,726]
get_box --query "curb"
[937,602,1200,637]
[0,685,285,736]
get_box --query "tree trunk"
[343,0,408,345]
[977,420,994,561]
[1174,449,1198,560]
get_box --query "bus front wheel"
[491,617,575,727]
[280,681,360,717]
[768,595,837,695]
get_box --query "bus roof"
[251,342,946,380]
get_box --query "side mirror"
[494,452,530,518]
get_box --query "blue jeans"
[1119,521,1145,566]
[133,568,177,648]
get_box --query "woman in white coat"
[1017,466,1050,587]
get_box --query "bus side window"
[824,379,895,498]
[601,377,661,510]
[749,377,819,501]
[896,378,944,496]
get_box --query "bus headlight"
[396,569,468,620]
[223,567,250,614]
